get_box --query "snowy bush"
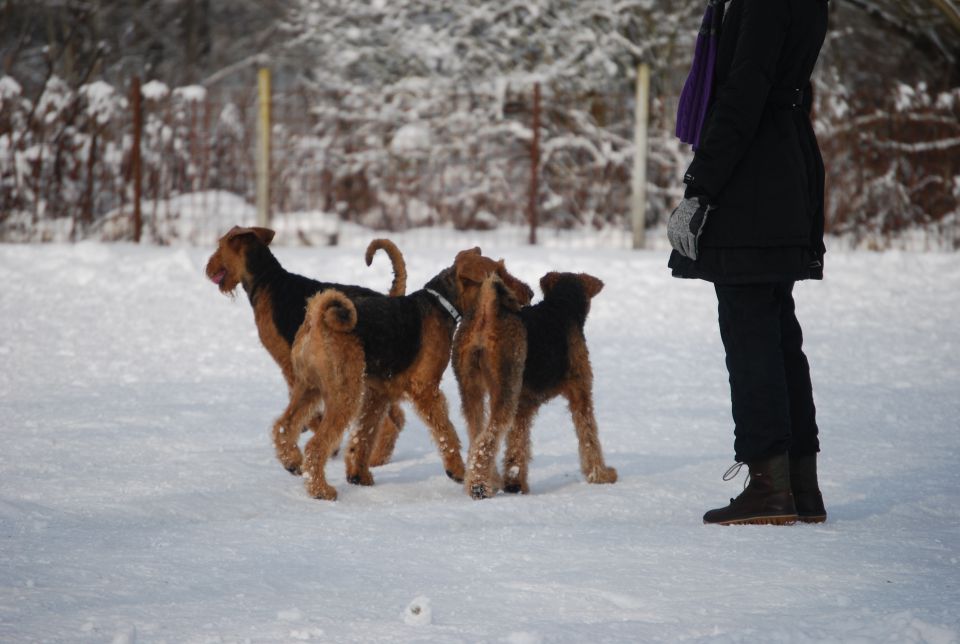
[817,81,960,250]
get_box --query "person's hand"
[667,196,712,261]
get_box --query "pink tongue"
[212,270,226,285]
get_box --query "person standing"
[668,0,830,525]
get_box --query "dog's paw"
[503,482,529,494]
[469,482,494,500]
[443,455,466,483]
[305,478,338,501]
[502,464,527,494]
[276,447,304,476]
[346,470,375,486]
[587,466,618,485]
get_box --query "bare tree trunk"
[184,0,197,84]
[131,77,143,243]
[83,128,97,229]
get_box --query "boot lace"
[722,462,749,492]
[722,461,744,481]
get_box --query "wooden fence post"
[631,63,650,249]
[528,82,541,245]
[256,67,271,228]
[131,76,142,243]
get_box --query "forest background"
[1,0,958,248]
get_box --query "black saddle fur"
[244,242,381,346]
[519,276,591,393]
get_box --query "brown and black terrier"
[278,248,532,500]
[204,226,407,473]
[453,271,618,499]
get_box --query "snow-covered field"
[2,235,959,643]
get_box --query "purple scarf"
[676,0,728,148]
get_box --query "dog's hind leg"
[344,387,390,486]
[302,395,357,500]
[502,396,540,494]
[368,403,405,467]
[465,380,521,499]
[454,350,488,448]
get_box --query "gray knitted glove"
[667,196,712,261]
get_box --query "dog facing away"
[204,226,407,472]
[280,248,533,500]
[454,271,617,499]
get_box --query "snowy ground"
[1,234,959,643]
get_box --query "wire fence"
[1,74,958,248]
[2,76,670,247]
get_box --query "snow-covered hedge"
[816,81,960,250]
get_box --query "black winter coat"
[669,0,829,284]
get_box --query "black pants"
[714,282,819,463]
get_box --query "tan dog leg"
[344,387,390,486]
[408,385,465,483]
[565,384,617,485]
[465,386,520,499]
[302,395,359,501]
[465,428,499,499]
[502,397,539,494]
[368,403,405,467]
[455,355,488,447]
[272,385,320,475]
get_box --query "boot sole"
[797,514,827,524]
[706,514,798,526]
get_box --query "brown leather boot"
[790,453,827,523]
[703,453,798,525]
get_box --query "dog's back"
[249,240,404,347]
[353,296,425,378]
[309,289,427,379]
[271,272,380,346]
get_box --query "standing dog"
[454,271,617,499]
[204,226,406,472]
[279,248,532,500]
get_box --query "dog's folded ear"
[250,227,276,245]
[454,248,489,285]
[539,272,604,299]
[454,247,482,262]
[225,226,276,246]
[539,272,561,295]
[577,273,604,299]
[495,261,534,305]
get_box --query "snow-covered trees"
[1,0,957,246]
[269,0,701,230]
[817,81,960,248]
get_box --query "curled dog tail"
[365,239,407,297]
[307,289,357,333]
